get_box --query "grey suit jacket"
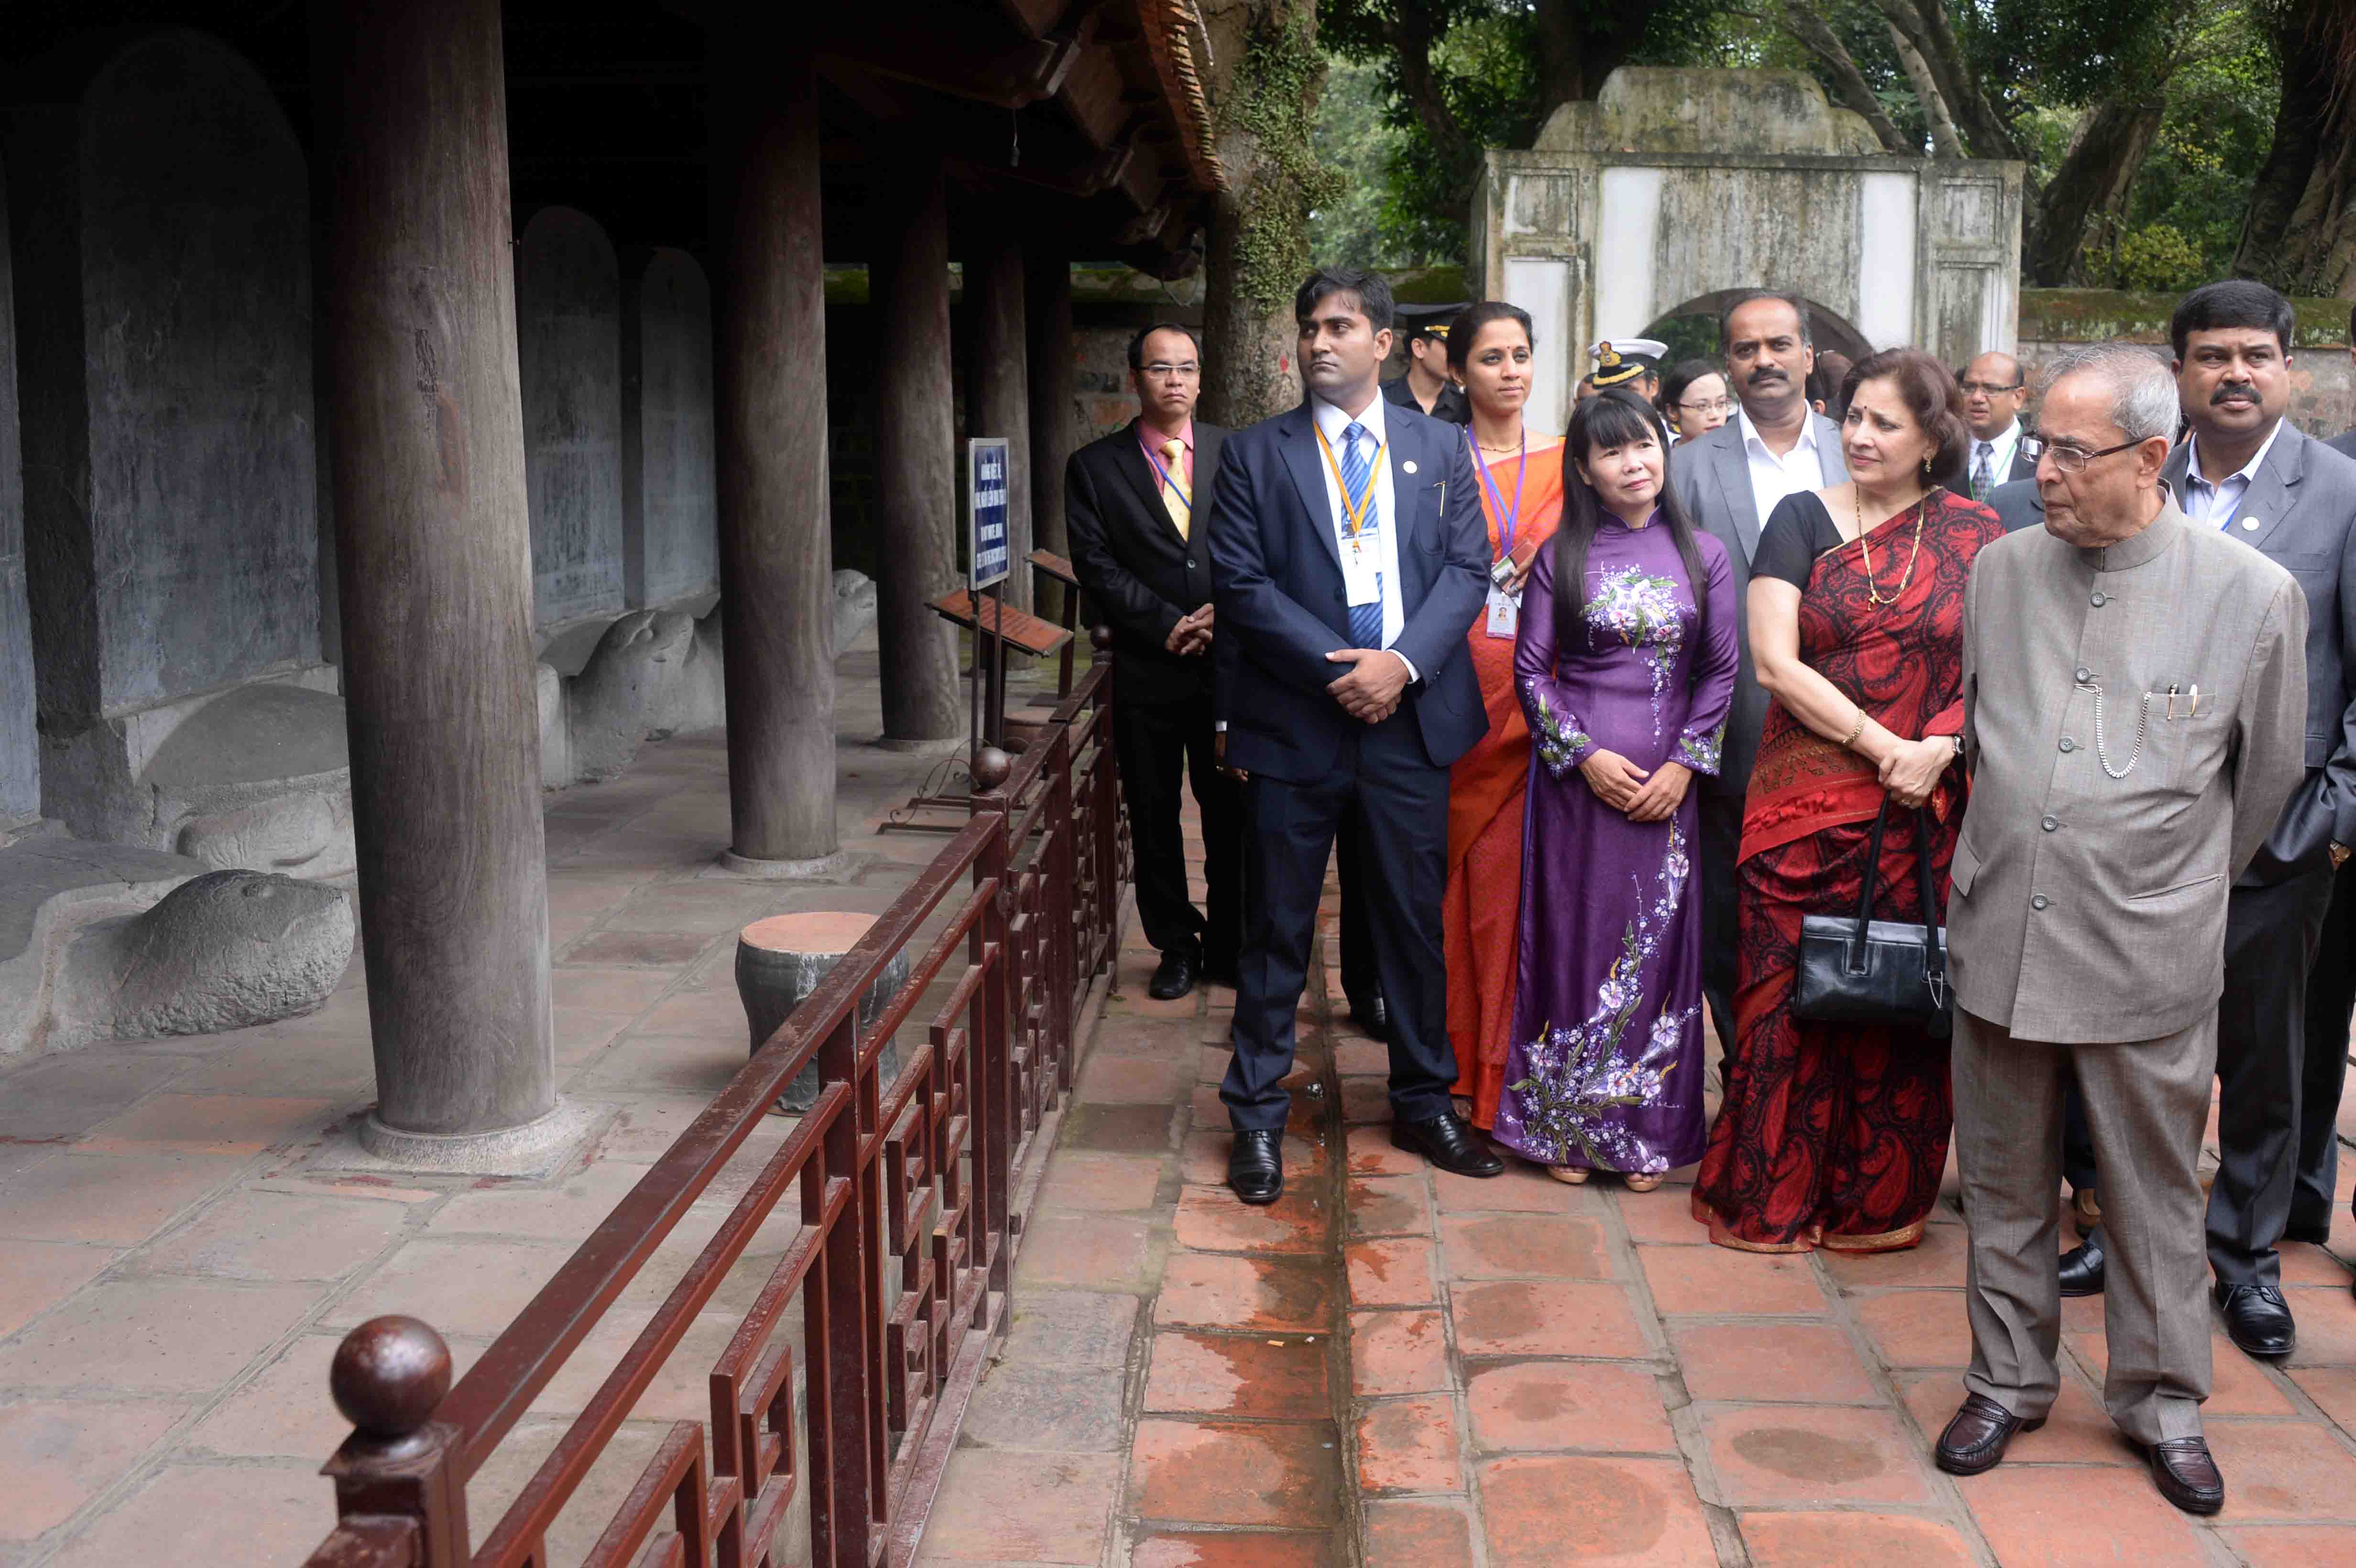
[2160,424,2356,881]
[2330,429,2356,463]
[1985,477,2043,534]
[1952,503,2308,1043]
[1667,412,1848,794]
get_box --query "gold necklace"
[1855,488,1929,608]
[1474,426,1524,452]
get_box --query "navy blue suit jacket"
[1206,398,1491,783]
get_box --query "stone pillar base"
[712,848,862,882]
[339,1097,606,1178]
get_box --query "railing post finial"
[972,746,1014,793]
[331,1315,452,1460]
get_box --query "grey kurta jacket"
[1951,501,2308,1044]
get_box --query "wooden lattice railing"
[301,654,1127,1568]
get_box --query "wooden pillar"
[968,229,1031,611]
[1025,252,1074,624]
[709,47,840,867]
[870,157,962,748]
[316,0,556,1151]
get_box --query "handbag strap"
[1912,806,1948,1000]
[1851,801,1891,928]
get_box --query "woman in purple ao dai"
[1492,388,1738,1188]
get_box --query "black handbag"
[1794,801,1952,1039]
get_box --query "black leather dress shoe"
[1351,992,1390,1041]
[1147,947,1199,1002]
[2214,1281,2295,1358]
[2146,1436,2225,1514]
[1933,1393,2045,1476]
[1228,1129,1284,1206]
[2058,1237,2106,1297]
[1391,1111,1504,1178]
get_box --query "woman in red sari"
[1440,303,1565,1128]
[1693,348,2006,1252]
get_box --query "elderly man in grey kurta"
[1937,345,2308,1516]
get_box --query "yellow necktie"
[1160,438,1192,539]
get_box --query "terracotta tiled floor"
[918,803,2356,1567]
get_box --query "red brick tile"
[2205,1421,2356,1519]
[1156,1253,1333,1333]
[47,1462,329,1568]
[1476,1454,1718,1567]
[1335,1036,1391,1076]
[1820,1220,1968,1289]
[2278,1242,2352,1288]
[1342,1078,1394,1123]
[1351,1309,1450,1397]
[2289,1365,2356,1427]
[1433,1162,1593,1214]
[1361,1499,1475,1568]
[1638,1244,1824,1316]
[0,1398,185,1540]
[2286,1297,2356,1366]
[1897,1370,2134,1465]
[1452,1280,1648,1359]
[1615,1185,1708,1245]
[1852,1289,1972,1368]
[1670,1321,1878,1404]
[1962,1463,2206,1568]
[1356,1394,1462,1493]
[1348,1175,1435,1239]
[1348,1238,1439,1307]
[0,1276,322,1394]
[1465,1361,1675,1455]
[2067,1327,2295,1416]
[1172,1183,1328,1255]
[1129,1418,1342,1528]
[1740,1511,1976,1568]
[1130,1531,1338,1568]
[1438,1215,1610,1281]
[0,1151,248,1245]
[1698,1406,1935,1507]
[1143,1331,1329,1419]
[921,1450,1120,1562]
[2219,1525,2356,1567]
[1010,1213,1152,1290]
[77,1094,335,1155]
[0,1240,118,1338]
[1036,1151,1164,1212]
[1347,1125,1424,1177]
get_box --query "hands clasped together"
[1576,749,1693,824]
[1164,604,1215,656]
[1325,647,1413,725]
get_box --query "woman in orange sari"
[1442,302,1566,1128]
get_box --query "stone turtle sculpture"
[56,870,355,1044]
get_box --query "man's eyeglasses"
[2026,434,2143,474]
[1678,396,1737,416]
[1142,362,1200,380]
[1959,380,2025,397]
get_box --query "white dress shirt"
[1970,419,2023,490]
[1310,392,1418,676]
[2180,418,2287,529]
[1736,405,1828,536]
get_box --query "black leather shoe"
[1147,947,1199,1002]
[1228,1129,1284,1206]
[1391,1111,1504,1178]
[1932,1393,2045,1476]
[2214,1281,2295,1358]
[2284,1219,2333,1245]
[2145,1436,2225,1514]
[2058,1237,2106,1297]
[1351,992,1390,1041]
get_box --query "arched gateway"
[1472,68,2024,436]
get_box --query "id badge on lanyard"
[1342,528,1382,606]
[1486,585,1518,638]
[1472,428,1525,638]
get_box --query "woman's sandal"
[1548,1165,1590,1185]
[1623,1173,1665,1193]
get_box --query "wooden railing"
[302,651,1127,1568]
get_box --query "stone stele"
[55,869,356,1044]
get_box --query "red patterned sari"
[1692,489,2005,1252]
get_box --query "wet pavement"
[920,806,2356,1568]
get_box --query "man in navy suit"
[1206,267,1503,1203]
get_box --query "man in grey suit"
[1668,292,1848,1053]
[1940,344,2307,1514]
[2056,283,2356,1358]
[2309,304,2356,1278]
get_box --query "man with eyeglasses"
[2049,282,2356,1358]
[1064,322,1239,1002]
[1942,342,2307,1514]
[1959,352,2037,502]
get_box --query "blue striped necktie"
[1340,422,1384,649]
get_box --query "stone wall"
[2018,289,2355,440]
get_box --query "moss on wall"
[2020,288,2351,347]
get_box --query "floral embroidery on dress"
[1586,566,1687,740]
[1523,682,1592,777]
[1504,822,1697,1172]
[1675,722,1725,776]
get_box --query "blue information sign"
[969,438,1011,590]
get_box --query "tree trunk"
[1884,21,1964,159]
[2025,93,2167,285]
[1781,2,1912,154]
[1530,0,1649,113]
[2235,0,2356,297]
[1866,0,2020,161]
[1200,0,1331,428]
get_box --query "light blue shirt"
[2181,419,2286,530]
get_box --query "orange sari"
[1445,435,1565,1127]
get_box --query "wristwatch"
[2333,840,2351,871]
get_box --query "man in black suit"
[1065,323,1237,1001]
[1381,304,1471,425]
[1207,266,1502,1203]
[1959,351,2039,502]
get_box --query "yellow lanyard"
[1314,423,1385,540]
